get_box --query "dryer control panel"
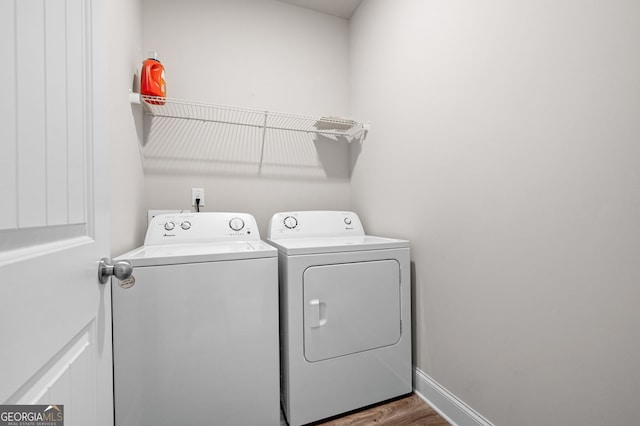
[144,212,260,245]
[267,211,364,239]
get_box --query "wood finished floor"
[284,393,450,426]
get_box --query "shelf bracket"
[258,111,268,173]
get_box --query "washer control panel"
[144,212,259,245]
[267,211,365,239]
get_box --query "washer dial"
[164,222,175,231]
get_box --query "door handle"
[309,299,327,328]
[98,258,133,284]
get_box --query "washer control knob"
[164,222,175,231]
[284,216,298,229]
[229,217,245,231]
[344,217,352,225]
[181,221,192,230]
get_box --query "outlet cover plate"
[192,188,205,207]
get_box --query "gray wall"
[349,1,640,424]
[138,0,353,238]
[110,0,353,253]
[108,0,146,255]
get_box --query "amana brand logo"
[0,405,64,426]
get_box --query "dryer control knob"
[164,222,175,231]
[284,216,298,229]
[344,217,352,225]
[229,217,245,231]
[181,221,191,230]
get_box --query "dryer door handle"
[309,299,327,328]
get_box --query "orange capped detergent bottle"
[140,51,166,105]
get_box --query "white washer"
[267,211,412,426]
[113,212,279,426]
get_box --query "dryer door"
[303,259,401,362]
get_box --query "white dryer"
[112,212,279,426]
[267,211,412,426]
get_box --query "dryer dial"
[229,217,245,231]
[284,216,298,229]
[164,222,175,231]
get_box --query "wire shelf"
[135,94,369,141]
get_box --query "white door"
[303,260,401,362]
[0,0,111,425]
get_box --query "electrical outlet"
[191,188,205,207]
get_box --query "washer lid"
[114,240,277,267]
[266,235,408,255]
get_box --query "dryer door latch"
[309,299,327,328]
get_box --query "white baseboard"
[413,367,494,426]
